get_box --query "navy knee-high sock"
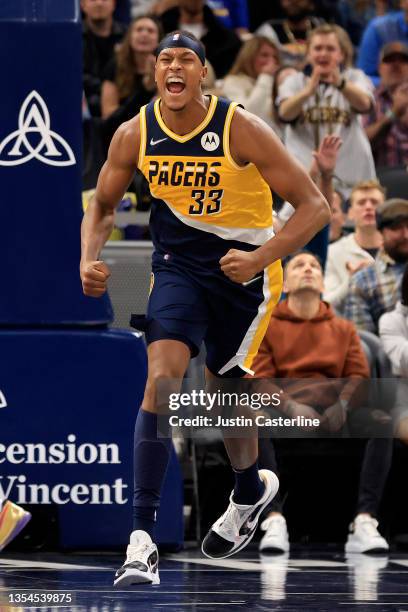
[232,459,265,505]
[133,408,172,539]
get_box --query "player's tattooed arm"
[80,116,140,297]
[229,108,331,270]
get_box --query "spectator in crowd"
[357,0,408,85]
[130,0,153,19]
[274,134,341,268]
[135,0,250,37]
[252,252,391,554]
[306,134,342,267]
[379,263,408,376]
[101,15,160,118]
[379,263,408,443]
[82,0,127,117]
[272,65,299,130]
[256,0,326,66]
[98,16,160,157]
[314,0,344,22]
[345,199,408,333]
[325,180,385,314]
[221,37,281,129]
[247,0,285,31]
[337,0,393,47]
[0,498,31,551]
[329,190,346,242]
[206,0,251,39]
[279,24,376,198]
[159,0,242,77]
[276,134,341,225]
[364,42,408,169]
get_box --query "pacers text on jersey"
[148,160,221,187]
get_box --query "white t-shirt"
[221,72,283,138]
[278,68,376,196]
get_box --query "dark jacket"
[83,20,126,117]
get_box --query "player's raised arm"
[230,108,331,269]
[80,117,140,297]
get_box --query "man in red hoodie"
[253,251,392,555]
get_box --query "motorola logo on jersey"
[201,132,220,152]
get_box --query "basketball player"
[80,31,330,586]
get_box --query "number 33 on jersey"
[137,95,274,246]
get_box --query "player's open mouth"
[166,78,185,94]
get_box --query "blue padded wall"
[0,0,112,324]
[0,329,183,548]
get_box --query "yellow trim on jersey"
[138,105,147,170]
[153,95,218,143]
[223,102,245,171]
[140,95,274,245]
[243,260,283,372]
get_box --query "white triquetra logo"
[0,90,76,167]
[0,390,7,409]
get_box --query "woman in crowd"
[221,36,282,130]
[272,64,299,136]
[101,15,161,119]
[98,15,161,160]
[278,24,376,198]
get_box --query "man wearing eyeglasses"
[364,41,408,168]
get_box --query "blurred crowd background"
[79,0,408,553]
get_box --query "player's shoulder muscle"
[229,106,282,167]
[107,114,141,169]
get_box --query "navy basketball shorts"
[131,253,282,378]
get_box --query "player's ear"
[200,64,208,82]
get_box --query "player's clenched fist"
[219,249,261,284]
[80,261,111,297]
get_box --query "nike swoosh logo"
[241,505,263,533]
[246,517,258,530]
[150,137,167,146]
